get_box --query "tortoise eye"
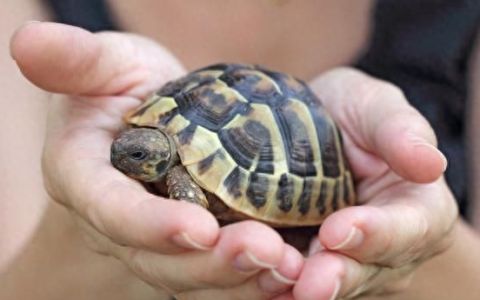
[129,150,148,161]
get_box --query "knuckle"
[418,184,458,260]
[346,265,415,299]
[186,264,243,291]
[187,262,218,287]
[127,251,208,295]
[405,210,430,258]
[374,205,431,268]
[375,272,415,296]
[376,188,457,269]
[374,235,396,265]
[346,265,381,298]
[366,208,397,262]
[358,77,405,106]
[427,220,457,259]
[127,251,177,292]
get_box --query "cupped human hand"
[285,69,458,300]
[10,22,303,299]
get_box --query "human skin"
[0,0,480,299]
[7,22,454,300]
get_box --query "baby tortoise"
[111,63,355,227]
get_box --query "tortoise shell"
[127,63,355,226]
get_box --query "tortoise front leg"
[166,165,209,208]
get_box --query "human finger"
[310,68,447,183]
[317,179,457,267]
[10,21,184,97]
[293,251,416,300]
[109,221,296,293]
[175,244,303,300]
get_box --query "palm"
[285,70,457,299]
[308,71,453,257]
[48,95,143,184]
[14,23,306,299]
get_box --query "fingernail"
[330,227,363,250]
[423,144,448,172]
[412,142,448,172]
[170,232,211,251]
[308,238,325,256]
[233,251,276,273]
[258,269,296,293]
[329,279,341,300]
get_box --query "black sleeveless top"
[43,0,480,218]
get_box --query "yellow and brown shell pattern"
[127,63,355,226]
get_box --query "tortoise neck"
[150,128,180,182]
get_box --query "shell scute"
[126,63,355,226]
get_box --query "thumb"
[10,22,185,97]
[369,94,448,183]
[310,68,447,183]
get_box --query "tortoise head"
[110,127,177,182]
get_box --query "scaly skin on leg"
[167,166,314,251]
[166,165,209,208]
